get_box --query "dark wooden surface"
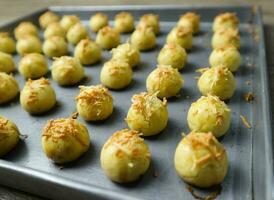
[0,1,273,199]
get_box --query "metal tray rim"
[0,5,272,200]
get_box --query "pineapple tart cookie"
[20,78,56,114]
[0,116,20,157]
[187,95,231,138]
[42,116,90,164]
[18,53,48,79]
[76,85,113,121]
[146,65,183,98]
[0,72,19,104]
[174,131,228,188]
[51,56,84,86]
[125,92,168,136]
[101,129,151,183]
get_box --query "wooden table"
[0,0,273,199]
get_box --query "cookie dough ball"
[174,131,228,188]
[42,36,68,58]
[66,23,88,45]
[51,56,84,86]
[16,36,42,55]
[125,92,168,136]
[0,52,15,73]
[0,116,20,157]
[76,85,113,121]
[111,43,140,68]
[96,26,120,50]
[114,12,134,33]
[20,78,56,114]
[130,27,156,51]
[178,12,200,34]
[74,39,101,65]
[14,22,38,40]
[166,26,193,50]
[197,66,236,100]
[0,32,16,54]
[209,45,241,72]
[213,12,239,32]
[39,11,60,29]
[100,129,151,183]
[137,14,160,35]
[44,22,66,39]
[18,53,48,79]
[89,13,109,33]
[146,65,183,98]
[42,117,90,164]
[0,72,19,104]
[187,95,231,137]
[100,59,132,89]
[60,15,80,33]
[212,28,240,49]
[157,42,187,70]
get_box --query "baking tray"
[0,5,272,200]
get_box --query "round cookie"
[42,117,90,164]
[14,21,38,40]
[44,22,66,39]
[76,85,113,121]
[96,26,120,50]
[114,12,134,33]
[0,51,15,73]
[100,59,132,90]
[74,39,101,65]
[16,35,42,55]
[211,28,240,49]
[125,92,168,136]
[146,65,183,98]
[174,131,228,188]
[39,11,60,29]
[0,32,16,54]
[18,53,48,79]
[178,12,200,34]
[0,72,19,104]
[100,129,151,183]
[51,56,85,86]
[209,45,241,72]
[66,23,89,45]
[157,42,187,70]
[213,12,239,32]
[197,66,236,100]
[42,36,68,58]
[137,14,160,35]
[89,12,109,33]
[166,26,193,50]
[20,78,56,114]
[187,95,231,137]
[130,26,156,51]
[0,116,20,157]
[60,15,80,33]
[111,43,140,68]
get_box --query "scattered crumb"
[195,68,209,73]
[186,95,190,99]
[186,185,222,200]
[153,171,159,178]
[245,80,251,86]
[244,92,254,102]
[71,112,79,119]
[19,134,28,140]
[240,115,252,129]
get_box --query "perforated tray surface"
[0,5,272,200]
